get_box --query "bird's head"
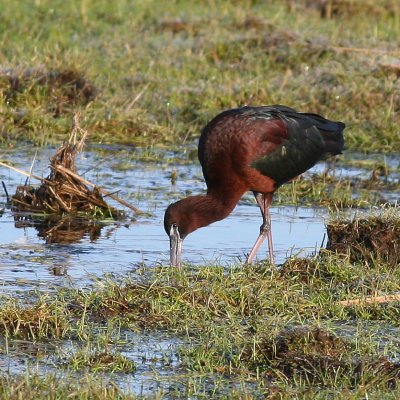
[164,200,194,268]
[164,195,224,267]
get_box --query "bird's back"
[199,105,345,191]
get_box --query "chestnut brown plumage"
[164,105,345,267]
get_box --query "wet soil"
[244,326,400,387]
[327,216,400,266]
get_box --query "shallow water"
[0,145,332,292]
[0,331,183,397]
[0,145,399,396]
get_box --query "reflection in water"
[13,214,104,244]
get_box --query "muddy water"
[0,145,333,292]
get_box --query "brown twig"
[330,46,400,56]
[0,161,46,183]
[53,165,142,214]
[339,294,400,306]
[48,186,71,213]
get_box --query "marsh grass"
[0,296,72,340]
[1,233,400,396]
[274,173,390,207]
[0,373,134,400]
[0,0,399,151]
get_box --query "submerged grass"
[0,373,134,400]
[66,349,136,373]
[0,0,399,151]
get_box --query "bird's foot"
[259,220,271,235]
[246,222,275,267]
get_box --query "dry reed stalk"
[339,294,400,306]
[330,46,400,56]
[53,165,141,213]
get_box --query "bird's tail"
[268,106,345,156]
[319,125,345,155]
[303,112,345,155]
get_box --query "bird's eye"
[172,223,178,229]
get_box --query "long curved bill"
[169,224,182,267]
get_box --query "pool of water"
[0,145,333,293]
[0,330,183,397]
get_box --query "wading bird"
[164,105,345,267]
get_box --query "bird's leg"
[246,192,275,267]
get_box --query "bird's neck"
[181,190,243,235]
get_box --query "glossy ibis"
[164,105,345,267]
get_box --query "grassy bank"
[0,0,399,152]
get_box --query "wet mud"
[245,326,400,387]
[326,215,400,266]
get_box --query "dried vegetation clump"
[326,211,400,265]
[157,18,202,35]
[10,117,121,218]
